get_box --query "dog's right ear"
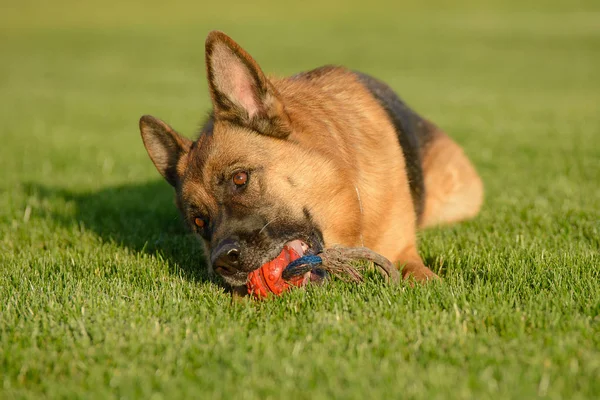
[139,115,192,187]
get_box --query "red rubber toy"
[247,245,305,298]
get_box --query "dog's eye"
[194,217,205,228]
[232,171,248,187]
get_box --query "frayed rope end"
[281,247,400,284]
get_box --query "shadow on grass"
[26,180,451,288]
[26,180,218,285]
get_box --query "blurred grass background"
[1,0,599,398]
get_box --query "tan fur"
[419,129,484,228]
[271,71,422,271]
[140,31,484,285]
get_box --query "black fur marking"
[354,72,435,221]
[302,207,312,221]
[199,112,215,137]
[291,65,341,81]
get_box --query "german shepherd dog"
[139,31,483,291]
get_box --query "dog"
[139,31,483,291]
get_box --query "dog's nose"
[212,240,240,276]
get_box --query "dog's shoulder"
[352,71,436,219]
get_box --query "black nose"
[211,240,240,276]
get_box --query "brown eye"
[233,171,248,186]
[194,217,205,228]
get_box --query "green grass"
[1,0,599,398]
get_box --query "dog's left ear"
[205,31,291,139]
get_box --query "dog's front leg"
[395,246,439,281]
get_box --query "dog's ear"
[139,115,192,187]
[205,30,291,139]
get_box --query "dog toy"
[247,246,400,298]
[246,244,306,298]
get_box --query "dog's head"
[139,31,331,287]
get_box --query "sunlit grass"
[1,1,598,398]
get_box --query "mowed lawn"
[1,0,599,398]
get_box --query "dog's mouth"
[281,239,310,260]
[216,231,324,288]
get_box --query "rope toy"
[247,246,400,298]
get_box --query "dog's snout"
[212,240,241,276]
